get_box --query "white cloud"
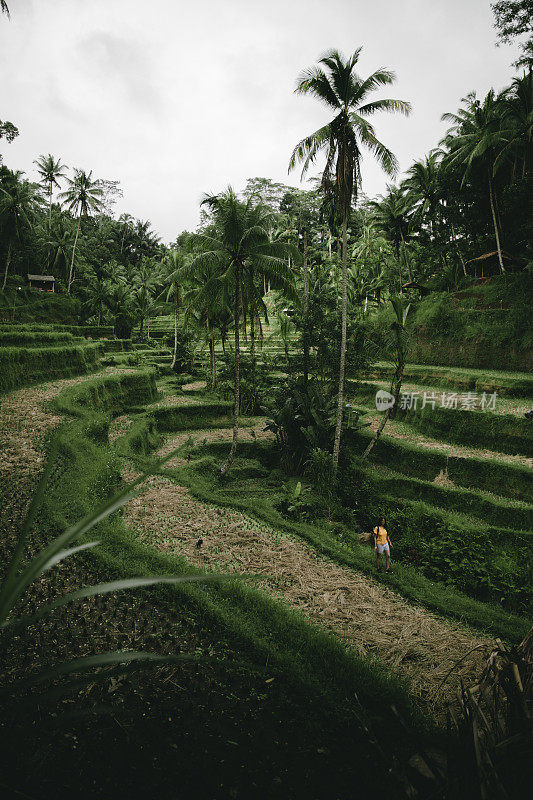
[0,0,522,242]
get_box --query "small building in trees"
[27,274,55,292]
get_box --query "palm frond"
[358,98,411,117]
[350,113,399,176]
[288,123,333,175]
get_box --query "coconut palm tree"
[369,185,415,289]
[132,258,161,338]
[0,171,38,290]
[82,276,111,326]
[59,169,103,292]
[118,212,135,254]
[441,90,508,272]
[289,48,410,478]
[403,152,443,237]
[159,248,186,369]
[188,188,293,475]
[33,154,67,230]
[497,70,533,179]
[46,214,74,283]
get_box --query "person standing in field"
[373,516,392,573]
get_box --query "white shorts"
[376,543,389,554]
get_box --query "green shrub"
[0,289,81,324]
[101,339,133,353]
[367,469,532,531]
[151,402,232,433]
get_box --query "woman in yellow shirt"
[373,516,392,573]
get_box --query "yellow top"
[374,526,388,546]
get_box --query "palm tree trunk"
[221,261,241,476]
[336,239,341,311]
[488,172,505,273]
[362,355,405,460]
[171,297,178,370]
[210,333,216,389]
[451,222,467,277]
[400,230,412,282]
[250,305,257,406]
[302,229,309,385]
[2,239,12,291]
[395,243,403,291]
[332,216,348,479]
[67,216,81,294]
[48,182,53,231]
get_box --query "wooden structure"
[401,280,431,297]
[27,274,55,292]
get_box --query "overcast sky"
[0,0,523,242]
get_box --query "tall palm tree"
[33,154,67,230]
[118,212,135,254]
[82,276,111,326]
[132,258,160,338]
[0,171,38,290]
[46,214,74,283]
[59,169,103,292]
[160,248,185,369]
[403,152,443,236]
[189,188,293,475]
[289,48,410,478]
[497,71,533,179]
[370,185,416,286]
[441,90,508,272]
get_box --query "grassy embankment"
[112,375,530,640]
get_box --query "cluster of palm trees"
[367,72,532,286]
[0,155,164,312]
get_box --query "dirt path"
[362,410,532,470]
[119,433,494,717]
[0,368,134,558]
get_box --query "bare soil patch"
[0,367,134,557]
